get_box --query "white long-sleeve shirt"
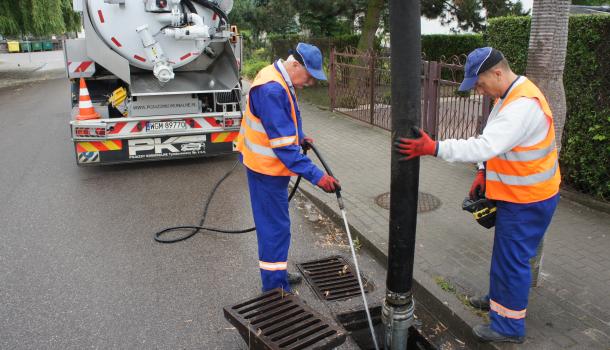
[437,77,550,168]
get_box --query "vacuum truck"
[65,0,243,165]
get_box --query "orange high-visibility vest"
[236,64,299,176]
[486,79,561,204]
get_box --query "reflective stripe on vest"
[242,137,278,158]
[485,78,561,204]
[497,138,556,162]
[236,64,299,176]
[245,115,266,133]
[487,161,558,186]
[270,136,297,148]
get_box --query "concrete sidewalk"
[297,101,610,349]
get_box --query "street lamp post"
[382,0,422,348]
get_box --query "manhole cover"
[296,256,372,301]
[223,288,347,349]
[375,192,441,213]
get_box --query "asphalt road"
[0,79,387,349]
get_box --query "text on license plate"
[146,120,187,132]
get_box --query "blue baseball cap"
[459,47,505,91]
[294,42,327,81]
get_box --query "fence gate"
[329,49,491,140]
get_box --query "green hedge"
[486,15,610,200]
[242,48,271,79]
[562,15,610,200]
[421,34,485,61]
[485,16,530,74]
[268,34,361,59]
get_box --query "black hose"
[181,0,197,14]
[154,152,306,243]
[306,143,345,209]
[189,0,229,26]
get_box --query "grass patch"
[297,85,330,108]
[434,276,456,293]
[352,237,362,252]
[434,276,489,321]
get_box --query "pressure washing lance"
[305,143,380,350]
[153,141,380,350]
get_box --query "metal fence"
[329,48,392,130]
[329,49,491,140]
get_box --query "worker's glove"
[301,137,314,151]
[317,174,341,193]
[394,128,438,161]
[469,169,486,200]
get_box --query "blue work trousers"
[488,193,559,337]
[246,168,292,292]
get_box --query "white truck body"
[65,0,243,165]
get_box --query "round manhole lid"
[375,192,441,213]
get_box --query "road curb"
[560,189,610,215]
[296,185,504,349]
[0,70,65,90]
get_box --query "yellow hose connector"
[108,87,128,116]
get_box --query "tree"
[228,0,256,31]
[421,0,528,32]
[255,0,299,36]
[231,0,366,38]
[356,0,385,52]
[0,0,80,37]
[61,0,82,35]
[230,0,298,41]
[291,0,365,36]
[525,0,570,286]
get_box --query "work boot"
[473,325,525,344]
[287,272,302,285]
[468,295,490,310]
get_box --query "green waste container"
[7,41,20,53]
[42,41,54,51]
[20,41,32,52]
[32,41,42,51]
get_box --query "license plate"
[146,120,187,132]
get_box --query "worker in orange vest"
[236,43,340,292]
[395,47,560,344]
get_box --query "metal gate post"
[427,61,440,140]
[421,60,429,131]
[478,95,492,132]
[329,47,336,112]
[369,51,377,125]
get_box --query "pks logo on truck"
[128,136,206,159]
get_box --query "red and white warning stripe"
[67,61,96,78]
[106,117,224,137]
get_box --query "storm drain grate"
[223,288,346,350]
[296,256,372,301]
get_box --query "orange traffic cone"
[76,77,101,120]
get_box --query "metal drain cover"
[223,288,347,349]
[375,192,441,212]
[297,256,372,301]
